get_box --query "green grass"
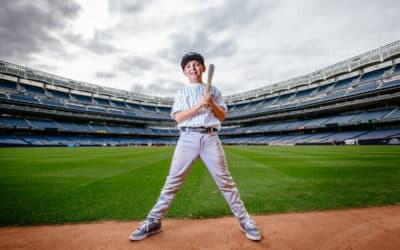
[0,145,399,225]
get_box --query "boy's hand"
[201,92,212,107]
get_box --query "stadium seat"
[21,84,45,95]
[40,98,66,108]
[346,82,379,96]
[381,108,400,121]
[9,93,40,104]
[380,79,400,89]
[0,79,17,91]
[71,94,93,104]
[360,66,391,83]
[333,76,357,90]
[0,135,29,145]
[0,116,32,128]
[94,97,111,106]
[47,89,70,100]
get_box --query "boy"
[129,52,261,241]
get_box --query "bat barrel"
[206,64,215,92]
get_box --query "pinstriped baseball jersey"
[171,83,227,129]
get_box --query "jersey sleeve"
[212,86,227,110]
[170,88,186,119]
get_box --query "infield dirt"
[1,205,399,250]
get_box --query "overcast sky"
[1,0,399,97]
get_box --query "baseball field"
[0,145,399,226]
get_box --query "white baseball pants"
[147,131,251,223]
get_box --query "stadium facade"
[1,41,400,146]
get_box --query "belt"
[180,127,218,133]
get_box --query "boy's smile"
[183,60,206,83]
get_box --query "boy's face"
[183,60,206,83]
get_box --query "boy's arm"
[203,92,226,121]
[173,92,226,123]
[209,98,226,121]
[173,103,203,124]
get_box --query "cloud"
[65,29,119,55]
[130,78,184,97]
[94,71,117,79]
[0,0,80,61]
[108,0,152,14]
[115,55,154,77]
[157,0,273,66]
[200,0,271,32]
[159,31,238,64]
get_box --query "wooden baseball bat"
[206,64,215,93]
[204,64,214,108]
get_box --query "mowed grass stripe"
[0,145,399,225]
[167,160,233,219]
[0,146,172,177]
[226,145,400,212]
[225,146,317,213]
[0,147,174,224]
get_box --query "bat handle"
[203,93,210,108]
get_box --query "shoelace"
[138,219,158,233]
[245,220,257,231]
[138,220,151,232]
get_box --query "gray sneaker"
[240,219,261,241]
[129,218,162,241]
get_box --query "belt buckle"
[204,127,216,133]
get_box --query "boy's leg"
[200,133,261,241]
[147,132,201,220]
[199,133,250,223]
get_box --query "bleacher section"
[1,41,400,146]
[0,134,178,147]
[0,77,172,121]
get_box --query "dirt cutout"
[1,205,399,250]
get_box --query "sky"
[1,0,399,98]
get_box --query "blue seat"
[71,94,93,104]
[380,79,400,89]
[295,88,316,99]
[352,109,394,123]
[346,82,379,96]
[382,108,400,121]
[0,79,17,91]
[21,84,45,95]
[321,89,347,101]
[0,116,31,127]
[94,97,111,106]
[360,66,391,83]
[0,92,8,99]
[111,100,126,108]
[333,76,356,89]
[142,105,156,112]
[65,103,87,111]
[87,106,107,113]
[0,135,29,145]
[40,99,65,108]
[47,89,70,100]
[28,119,60,129]
[9,94,39,103]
